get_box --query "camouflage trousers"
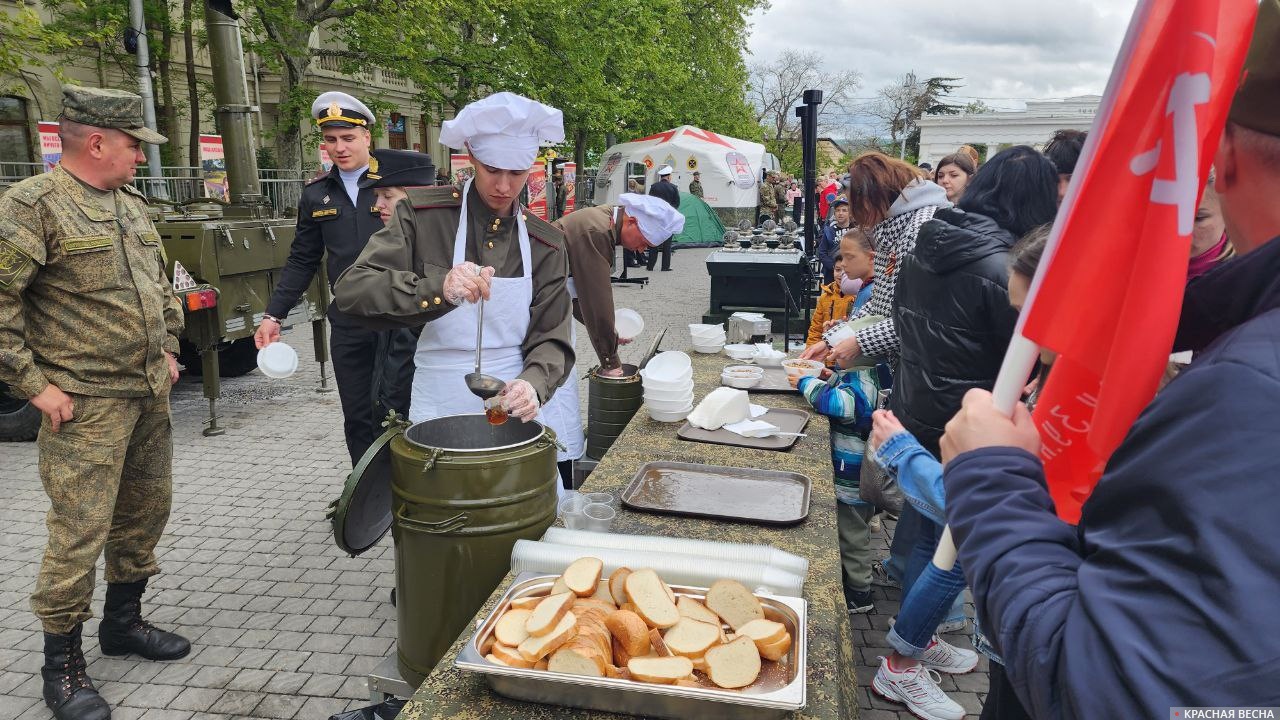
[31,391,173,634]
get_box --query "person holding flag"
[939,0,1275,716]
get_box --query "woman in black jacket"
[891,145,1059,458]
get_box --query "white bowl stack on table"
[688,323,726,354]
[639,351,694,422]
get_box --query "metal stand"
[368,655,414,702]
[612,246,648,286]
[203,398,225,437]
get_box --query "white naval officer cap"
[439,92,564,170]
[618,193,685,246]
[312,91,374,129]
[657,165,673,176]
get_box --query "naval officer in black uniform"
[254,92,426,466]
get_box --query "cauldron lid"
[328,423,401,556]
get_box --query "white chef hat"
[439,92,564,170]
[619,193,685,246]
[657,165,673,176]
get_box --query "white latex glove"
[443,262,495,305]
[500,379,540,422]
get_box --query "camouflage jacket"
[0,165,183,399]
[759,181,778,209]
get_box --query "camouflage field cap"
[1229,0,1280,137]
[60,85,168,144]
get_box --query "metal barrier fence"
[0,164,308,212]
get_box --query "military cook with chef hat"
[439,91,565,170]
[617,192,686,246]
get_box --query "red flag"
[1019,0,1256,523]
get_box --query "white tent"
[592,126,766,216]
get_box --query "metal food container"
[456,572,807,719]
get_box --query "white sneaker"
[920,635,979,674]
[872,657,966,720]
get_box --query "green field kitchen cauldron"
[329,413,558,687]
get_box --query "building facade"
[917,95,1099,167]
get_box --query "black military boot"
[41,624,111,720]
[99,580,191,661]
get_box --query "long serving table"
[396,350,858,719]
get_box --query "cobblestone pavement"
[0,246,988,719]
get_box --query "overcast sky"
[746,0,1139,128]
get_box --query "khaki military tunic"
[759,180,779,217]
[689,180,704,199]
[555,205,623,371]
[334,183,573,404]
[0,164,183,633]
[0,165,183,399]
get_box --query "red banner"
[526,161,548,220]
[562,162,577,214]
[1019,0,1256,523]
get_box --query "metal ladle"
[464,296,505,400]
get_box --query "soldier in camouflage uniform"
[0,86,190,720]
[758,172,779,223]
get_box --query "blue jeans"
[888,560,968,657]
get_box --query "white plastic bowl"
[645,351,692,380]
[692,343,724,354]
[723,344,758,361]
[721,374,761,389]
[257,342,298,379]
[754,349,786,367]
[643,384,695,402]
[723,364,765,376]
[615,308,644,340]
[782,358,825,378]
[689,323,724,335]
[649,405,693,422]
[640,368,693,390]
[646,396,694,412]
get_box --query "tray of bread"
[456,558,807,719]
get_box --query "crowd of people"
[778,8,1280,717]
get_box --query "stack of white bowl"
[639,351,694,422]
[689,323,726,353]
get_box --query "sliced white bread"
[564,557,604,596]
[551,576,571,596]
[604,609,651,657]
[756,631,793,662]
[625,569,680,628]
[662,618,721,659]
[574,598,619,616]
[611,635,634,667]
[547,642,607,677]
[478,632,496,657]
[674,677,701,688]
[704,636,761,689]
[627,655,694,684]
[509,596,543,611]
[648,628,673,657]
[525,592,575,637]
[493,608,533,647]
[704,579,764,630]
[534,658,549,671]
[676,596,722,626]
[619,601,640,615]
[735,618,787,646]
[517,610,578,661]
[608,567,632,605]
[604,664,627,679]
[486,653,507,666]
[661,579,676,604]
[691,655,710,674]
[490,642,536,668]
[591,580,617,607]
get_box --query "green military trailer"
[0,0,333,440]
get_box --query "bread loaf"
[625,569,680,628]
[608,567,632,605]
[563,557,604,597]
[493,608,532,647]
[525,592,575,637]
[604,609,651,657]
[704,579,764,630]
[627,655,694,684]
[548,642,607,677]
[704,636,761,689]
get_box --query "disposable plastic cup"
[584,492,614,507]
[583,503,616,533]
[559,495,589,530]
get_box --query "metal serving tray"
[676,408,810,451]
[621,461,811,526]
[456,572,807,720]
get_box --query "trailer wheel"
[0,381,40,441]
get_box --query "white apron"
[409,179,584,467]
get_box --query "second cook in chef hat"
[439,92,565,171]
[618,193,686,246]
